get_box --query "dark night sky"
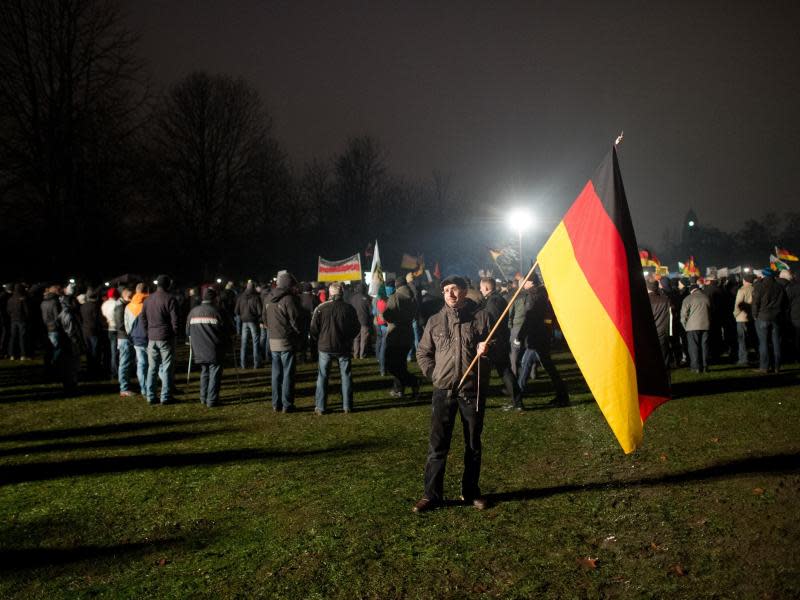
[126,1,800,252]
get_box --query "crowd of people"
[2,266,799,512]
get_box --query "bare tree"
[148,71,281,275]
[333,136,387,236]
[0,0,148,271]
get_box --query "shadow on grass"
[0,441,384,486]
[486,451,800,505]
[0,538,179,572]
[0,420,204,443]
[0,429,232,458]
[0,381,121,403]
[671,372,798,398]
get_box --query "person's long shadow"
[0,428,231,458]
[0,381,121,403]
[671,372,798,398]
[0,419,204,443]
[0,441,385,487]
[486,451,800,505]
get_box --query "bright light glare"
[69,278,75,284]
[643,270,650,276]
[508,208,533,232]
[104,281,110,286]
[688,220,695,227]
[216,278,222,284]
[744,267,751,273]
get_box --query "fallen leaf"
[669,564,687,576]
[158,558,168,567]
[659,453,668,462]
[577,557,599,570]
[710,437,719,443]
[752,487,765,496]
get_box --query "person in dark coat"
[647,279,672,370]
[187,288,230,407]
[348,283,373,359]
[263,271,303,412]
[785,272,800,361]
[479,277,523,410]
[751,271,788,373]
[235,281,263,369]
[80,287,103,376]
[140,275,180,404]
[310,282,361,414]
[516,280,569,405]
[298,282,319,363]
[6,283,30,360]
[383,278,419,399]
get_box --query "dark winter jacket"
[80,299,102,337]
[7,291,28,323]
[348,291,373,328]
[418,293,444,329]
[648,290,671,338]
[752,276,788,322]
[383,283,417,348]
[41,293,60,332]
[264,287,303,352]
[115,300,129,341]
[186,301,230,363]
[235,289,262,323]
[517,286,553,349]
[480,290,511,353]
[310,295,360,354]
[416,298,492,397]
[140,288,180,341]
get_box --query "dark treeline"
[1,1,796,284]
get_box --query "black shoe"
[547,396,569,407]
[412,497,439,513]
[411,384,421,401]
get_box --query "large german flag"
[537,147,670,453]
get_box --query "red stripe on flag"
[562,181,634,359]
[639,394,669,422]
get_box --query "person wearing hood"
[187,288,231,407]
[413,275,493,513]
[263,271,302,412]
[125,283,150,397]
[140,275,180,405]
[235,280,263,369]
[383,277,419,399]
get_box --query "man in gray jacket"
[681,284,711,373]
[413,275,491,514]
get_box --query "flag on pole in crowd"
[679,256,700,277]
[368,240,383,295]
[536,147,671,454]
[770,254,790,271]
[433,261,441,280]
[400,253,420,270]
[488,248,503,262]
[318,253,362,282]
[775,247,798,261]
[412,255,426,278]
[638,249,661,268]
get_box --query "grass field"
[1,348,799,599]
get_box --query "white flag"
[368,239,384,296]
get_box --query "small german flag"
[537,147,670,453]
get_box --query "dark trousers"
[518,347,568,399]
[793,320,800,363]
[107,330,118,377]
[494,358,522,406]
[736,322,752,365]
[423,389,485,502]
[8,321,27,358]
[657,334,671,370]
[352,325,371,359]
[755,319,781,372]
[199,363,223,407]
[385,345,417,394]
[686,330,709,372]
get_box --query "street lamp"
[507,208,533,275]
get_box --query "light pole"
[508,208,532,275]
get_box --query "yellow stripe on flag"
[538,222,642,453]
